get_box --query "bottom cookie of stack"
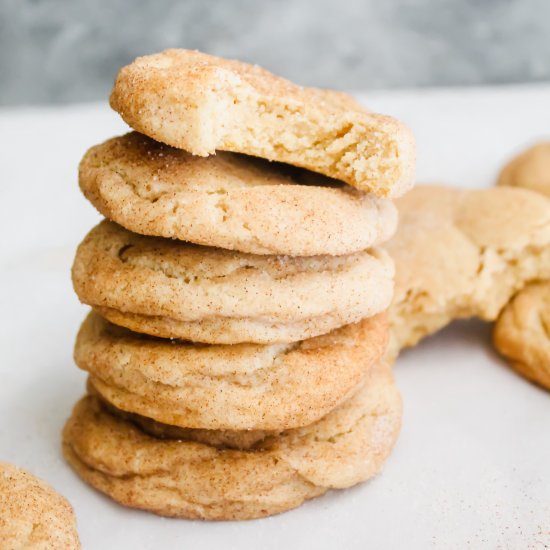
[62,360,401,520]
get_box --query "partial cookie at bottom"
[0,461,80,549]
[63,361,401,520]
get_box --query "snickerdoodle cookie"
[0,462,80,549]
[387,185,550,356]
[492,141,550,389]
[76,312,388,431]
[79,133,397,256]
[497,142,550,197]
[494,282,550,390]
[110,50,415,198]
[72,221,394,344]
[63,360,401,520]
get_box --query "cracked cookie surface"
[72,221,394,344]
[494,143,550,390]
[76,312,388,431]
[79,132,397,256]
[62,360,401,520]
[387,185,550,356]
[0,462,80,549]
[110,49,415,198]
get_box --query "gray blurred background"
[2,0,550,106]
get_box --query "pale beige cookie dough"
[79,132,397,256]
[0,462,80,549]
[78,312,388,431]
[493,282,550,390]
[63,360,402,521]
[497,142,550,197]
[492,141,550,389]
[387,185,550,357]
[72,221,394,344]
[110,49,415,198]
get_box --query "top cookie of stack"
[109,49,415,199]
[64,50,414,520]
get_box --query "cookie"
[109,49,415,198]
[387,185,550,356]
[0,462,80,549]
[497,142,550,197]
[63,360,401,520]
[79,133,398,256]
[72,221,394,344]
[76,311,388,431]
[97,397,275,450]
[493,282,550,390]
[493,141,550,389]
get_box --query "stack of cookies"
[63,50,415,520]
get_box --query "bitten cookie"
[110,49,415,197]
[497,142,550,197]
[0,462,80,549]
[76,312,388,431]
[494,282,550,390]
[72,221,394,344]
[63,360,401,521]
[387,185,550,356]
[79,133,397,256]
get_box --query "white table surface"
[1,85,550,549]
